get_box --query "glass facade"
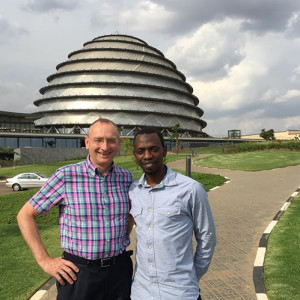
[0,136,83,149]
[0,115,36,132]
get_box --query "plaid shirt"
[29,156,133,259]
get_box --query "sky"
[1,0,300,137]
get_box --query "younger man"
[129,127,216,300]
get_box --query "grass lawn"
[0,154,187,179]
[0,224,60,300]
[2,150,298,299]
[0,189,61,300]
[0,159,83,179]
[0,154,225,299]
[194,150,300,171]
[264,193,300,300]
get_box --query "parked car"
[5,172,49,191]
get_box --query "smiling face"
[85,121,120,174]
[134,133,167,184]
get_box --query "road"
[0,181,15,196]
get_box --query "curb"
[253,186,300,300]
[29,277,56,300]
[191,158,231,192]
[208,177,230,191]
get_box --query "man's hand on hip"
[39,256,79,285]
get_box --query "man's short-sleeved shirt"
[29,156,133,259]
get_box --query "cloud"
[238,1,299,34]
[286,12,300,37]
[1,0,300,137]
[181,22,300,134]
[88,0,300,54]
[204,111,300,137]
[0,15,29,44]
[150,0,300,35]
[90,0,174,34]
[0,81,36,113]
[23,0,80,13]
[165,19,246,80]
[275,89,300,103]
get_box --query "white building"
[241,130,300,140]
[34,34,206,137]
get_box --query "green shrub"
[232,140,300,153]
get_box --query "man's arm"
[127,213,135,234]
[17,202,79,285]
[191,183,216,280]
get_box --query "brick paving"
[37,158,300,300]
[170,159,300,300]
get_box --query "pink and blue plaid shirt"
[29,156,133,259]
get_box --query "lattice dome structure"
[34,34,207,136]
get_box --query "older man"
[17,118,133,300]
[129,127,216,300]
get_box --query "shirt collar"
[86,155,114,177]
[138,165,178,189]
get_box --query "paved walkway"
[170,158,300,300]
[35,158,300,300]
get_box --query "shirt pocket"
[157,207,181,217]
[130,207,144,232]
[156,206,183,232]
[155,206,185,271]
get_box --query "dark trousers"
[56,252,133,300]
[197,295,202,300]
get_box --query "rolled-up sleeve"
[29,170,65,214]
[191,182,216,280]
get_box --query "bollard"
[186,155,191,177]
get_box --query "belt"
[63,250,133,268]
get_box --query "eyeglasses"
[88,137,118,146]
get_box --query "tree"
[0,147,18,168]
[170,123,180,155]
[260,129,275,141]
[121,138,133,156]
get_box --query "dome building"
[34,34,207,137]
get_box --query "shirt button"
[148,245,152,249]
[152,282,156,286]
[148,208,152,212]
[148,227,151,230]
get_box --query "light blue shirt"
[129,166,216,300]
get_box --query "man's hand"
[17,203,79,285]
[39,256,79,285]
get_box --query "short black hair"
[133,127,165,148]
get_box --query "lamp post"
[186,155,191,177]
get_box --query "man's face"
[85,122,120,171]
[134,133,167,175]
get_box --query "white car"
[5,172,49,191]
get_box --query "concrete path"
[34,158,300,300]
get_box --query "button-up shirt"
[129,166,216,300]
[29,155,133,259]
